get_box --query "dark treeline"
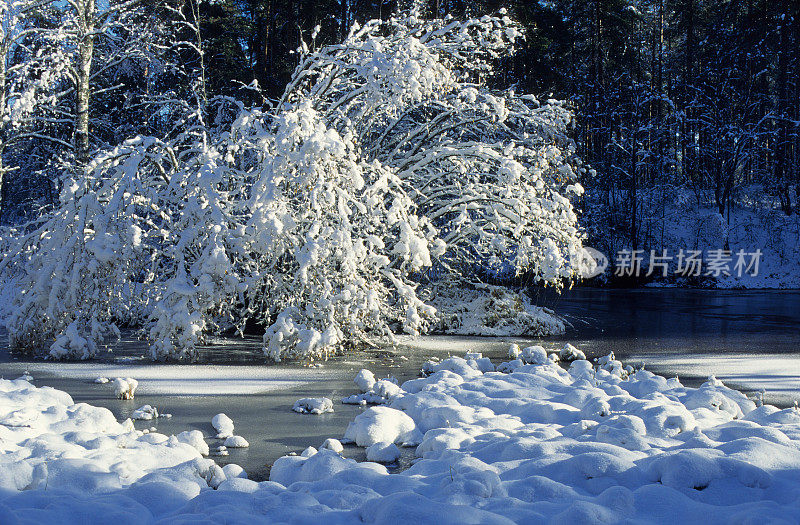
[2,0,799,253]
[197,0,800,252]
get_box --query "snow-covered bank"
[3,350,800,523]
[589,193,800,289]
[432,287,566,337]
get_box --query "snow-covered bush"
[281,10,587,288]
[0,8,587,360]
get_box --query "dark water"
[1,288,798,479]
[541,288,800,354]
[540,288,800,404]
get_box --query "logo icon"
[576,247,608,278]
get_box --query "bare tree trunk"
[0,45,6,221]
[74,0,96,165]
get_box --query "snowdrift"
[2,350,800,523]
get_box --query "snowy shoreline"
[2,348,799,523]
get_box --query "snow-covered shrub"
[247,101,438,360]
[282,10,587,289]
[1,124,251,359]
[0,8,587,360]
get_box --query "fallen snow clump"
[293,397,335,415]
[112,377,138,399]
[212,413,235,438]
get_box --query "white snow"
[320,438,344,454]
[0,377,238,507]
[131,404,159,420]
[211,413,234,438]
[343,406,423,447]
[112,377,138,399]
[365,441,401,463]
[354,368,376,392]
[343,372,403,405]
[0,361,335,395]
[223,435,250,448]
[560,342,586,361]
[4,350,800,523]
[293,397,334,415]
[627,352,800,407]
[519,345,548,365]
[432,286,567,336]
[176,430,209,456]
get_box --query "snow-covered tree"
[1,9,588,360]
[0,0,70,219]
[281,10,588,291]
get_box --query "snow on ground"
[0,362,336,395]
[605,193,800,289]
[3,349,800,523]
[0,378,232,519]
[627,353,800,407]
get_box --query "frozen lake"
[1,288,798,479]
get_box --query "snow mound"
[223,435,250,448]
[354,369,376,392]
[343,406,423,447]
[93,377,109,384]
[0,377,220,502]
[293,397,334,415]
[177,430,209,456]
[432,286,566,336]
[222,464,247,479]
[560,343,586,362]
[212,413,235,438]
[131,404,159,420]
[365,441,401,463]
[112,377,138,399]
[343,378,402,405]
[520,345,548,365]
[320,438,344,454]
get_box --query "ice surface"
[3,362,336,395]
